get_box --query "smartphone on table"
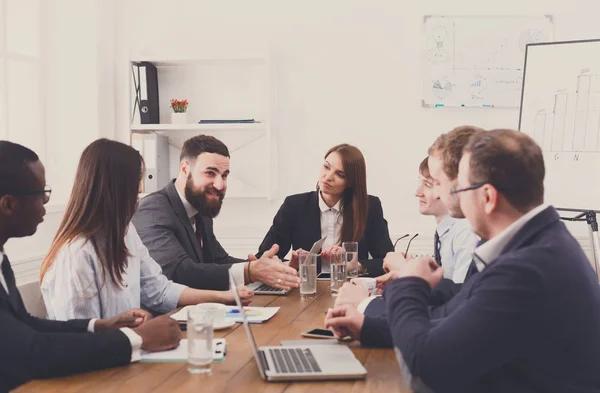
[301,328,335,339]
[301,328,352,341]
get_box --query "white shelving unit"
[130,122,266,132]
[129,48,277,200]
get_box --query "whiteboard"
[422,15,553,108]
[519,39,600,211]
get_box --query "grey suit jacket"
[132,180,244,291]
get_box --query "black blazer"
[133,180,244,291]
[256,191,394,275]
[0,256,131,391]
[360,263,478,348]
[385,206,600,393]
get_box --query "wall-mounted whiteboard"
[519,39,600,211]
[422,15,553,108]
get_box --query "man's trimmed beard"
[184,176,224,218]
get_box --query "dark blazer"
[385,206,600,393]
[0,256,131,392]
[256,191,394,275]
[132,180,244,291]
[361,264,478,348]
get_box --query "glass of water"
[330,250,347,296]
[299,251,317,299]
[342,242,359,279]
[188,307,213,374]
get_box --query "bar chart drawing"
[530,74,600,153]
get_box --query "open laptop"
[229,270,367,381]
[247,237,328,295]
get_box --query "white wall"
[8,0,600,284]
[114,0,600,259]
[5,0,114,283]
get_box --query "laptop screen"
[229,269,266,379]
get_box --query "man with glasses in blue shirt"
[328,126,482,348]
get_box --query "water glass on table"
[188,307,214,374]
[330,250,347,296]
[342,242,359,279]
[299,251,317,299]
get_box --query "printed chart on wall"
[519,39,600,210]
[422,15,553,108]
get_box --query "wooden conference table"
[16,281,411,393]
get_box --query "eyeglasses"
[449,182,485,200]
[11,185,52,204]
[393,233,419,256]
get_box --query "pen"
[435,103,445,107]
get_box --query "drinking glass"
[188,307,213,374]
[342,242,359,279]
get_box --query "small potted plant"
[170,99,189,124]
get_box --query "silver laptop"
[248,237,328,296]
[229,270,367,381]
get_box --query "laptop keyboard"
[256,284,283,292]
[268,348,322,374]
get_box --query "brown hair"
[464,129,545,213]
[40,139,144,286]
[429,125,484,180]
[180,135,230,162]
[418,157,430,177]
[322,144,369,243]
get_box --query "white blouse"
[41,223,186,320]
[318,193,343,273]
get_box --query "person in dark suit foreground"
[133,135,300,292]
[256,143,394,276]
[0,141,181,392]
[327,130,600,393]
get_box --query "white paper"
[140,338,226,362]
[171,305,280,324]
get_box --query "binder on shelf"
[132,62,159,124]
[131,133,170,193]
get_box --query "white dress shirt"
[357,216,478,314]
[175,187,246,287]
[41,223,187,320]
[0,250,8,294]
[474,204,549,271]
[318,193,343,273]
[436,216,479,283]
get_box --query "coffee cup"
[350,277,377,296]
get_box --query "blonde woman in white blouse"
[40,139,253,320]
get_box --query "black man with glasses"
[0,141,183,391]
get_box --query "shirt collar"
[176,186,198,219]
[318,192,341,213]
[0,249,3,261]
[436,215,456,237]
[475,204,549,268]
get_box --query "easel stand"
[557,207,600,281]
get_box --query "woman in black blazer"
[256,143,393,276]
